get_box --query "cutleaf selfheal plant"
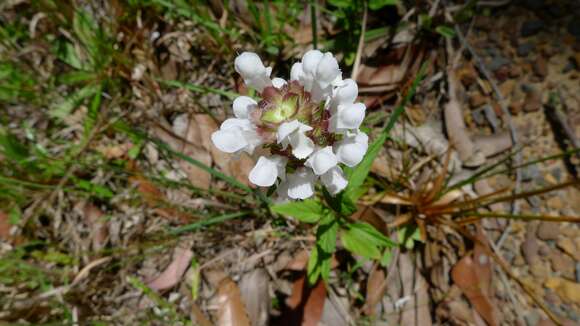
[211,50,396,284]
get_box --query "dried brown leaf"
[451,251,499,326]
[399,253,432,326]
[213,277,251,326]
[473,132,512,158]
[363,266,386,316]
[173,114,212,189]
[285,275,327,326]
[147,247,193,291]
[82,203,108,251]
[239,269,270,326]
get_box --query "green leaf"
[369,0,398,10]
[398,225,421,250]
[341,228,381,260]
[307,245,321,284]
[435,25,456,38]
[73,10,98,53]
[341,222,395,260]
[317,212,338,254]
[50,83,99,119]
[271,199,325,223]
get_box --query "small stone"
[494,65,510,82]
[521,20,544,37]
[521,165,541,181]
[523,89,542,112]
[557,237,579,260]
[471,108,486,126]
[525,310,540,326]
[531,263,550,278]
[537,222,560,241]
[500,79,516,96]
[489,56,510,72]
[509,99,525,114]
[533,56,548,79]
[518,43,534,57]
[545,277,580,304]
[547,196,564,210]
[469,92,487,108]
[523,227,540,264]
[509,65,522,78]
[550,251,575,279]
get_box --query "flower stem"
[310,0,317,49]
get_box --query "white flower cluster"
[211,50,368,200]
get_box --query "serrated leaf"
[317,212,338,254]
[271,199,324,223]
[341,228,381,260]
[341,222,395,260]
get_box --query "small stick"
[351,4,368,81]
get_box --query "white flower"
[277,120,315,159]
[249,155,287,187]
[211,118,262,154]
[286,168,316,199]
[332,78,358,108]
[305,146,338,175]
[271,77,287,89]
[321,166,348,194]
[334,131,368,167]
[294,50,342,103]
[331,102,366,131]
[232,96,257,119]
[234,52,272,92]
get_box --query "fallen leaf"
[284,249,339,272]
[399,253,432,326]
[173,113,212,189]
[239,269,270,326]
[451,247,499,326]
[473,132,512,158]
[147,246,193,291]
[213,277,251,326]
[363,266,386,316]
[82,203,108,251]
[285,275,327,326]
[444,74,485,167]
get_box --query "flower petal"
[334,135,367,167]
[271,77,287,89]
[315,52,340,88]
[333,78,358,106]
[221,118,253,131]
[287,168,316,199]
[232,96,257,119]
[289,131,315,159]
[335,103,366,130]
[321,166,348,195]
[306,146,338,175]
[276,120,312,143]
[290,62,304,81]
[301,50,323,75]
[235,52,265,79]
[249,156,286,187]
[211,129,248,153]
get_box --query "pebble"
[545,277,580,304]
[557,237,579,260]
[509,65,522,78]
[546,196,563,210]
[537,222,560,241]
[489,56,510,72]
[471,108,486,126]
[521,165,541,181]
[549,251,575,280]
[525,310,540,326]
[521,20,544,37]
[469,92,487,108]
[531,263,550,278]
[523,89,542,112]
[533,56,548,79]
[523,227,540,264]
[517,43,534,57]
